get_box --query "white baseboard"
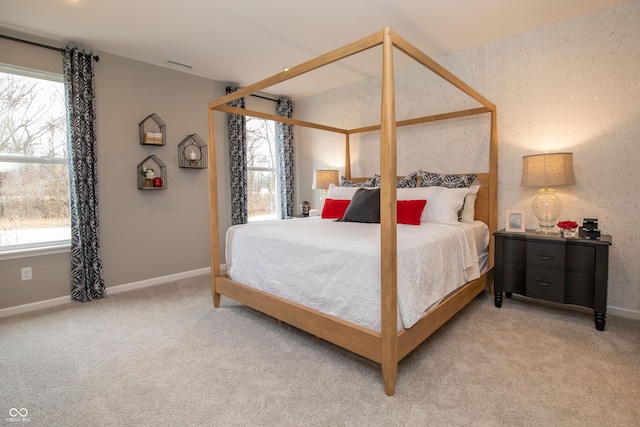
[107,267,212,295]
[608,305,640,321]
[0,294,73,319]
[0,266,225,319]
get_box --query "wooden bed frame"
[207,28,498,396]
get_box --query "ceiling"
[0,0,630,99]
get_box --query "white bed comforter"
[226,218,487,332]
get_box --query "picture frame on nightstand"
[506,210,525,232]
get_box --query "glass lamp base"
[532,188,562,234]
[318,190,328,210]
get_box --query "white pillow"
[461,183,481,222]
[326,183,361,200]
[397,187,469,224]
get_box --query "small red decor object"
[557,220,578,230]
[153,177,163,187]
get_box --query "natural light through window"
[246,117,279,221]
[0,67,71,251]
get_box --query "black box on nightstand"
[580,218,601,239]
[579,227,601,240]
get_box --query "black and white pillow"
[396,171,418,188]
[362,171,418,188]
[340,175,379,187]
[418,171,476,188]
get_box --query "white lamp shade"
[521,153,576,188]
[312,169,339,190]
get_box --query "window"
[246,117,279,221]
[0,66,70,253]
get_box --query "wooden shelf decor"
[178,133,208,169]
[137,154,167,189]
[139,113,166,146]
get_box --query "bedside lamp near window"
[521,152,576,234]
[312,169,339,208]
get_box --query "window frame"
[246,116,281,221]
[0,64,71,259]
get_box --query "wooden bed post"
[208,105,221,308]
[344,133,351,180]
[380,27,398,397]
[488,109,498,269]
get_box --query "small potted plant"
[141,167,155,187]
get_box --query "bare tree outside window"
[246,117,279,221]
[0,69,70,248]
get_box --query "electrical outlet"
[21,267,32,281]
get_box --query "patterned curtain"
[227,85,248,225]
[63,46,106,302]
[277,97,295,219]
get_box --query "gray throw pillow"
[338,187,380,223]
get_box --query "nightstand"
[493,229,612,331]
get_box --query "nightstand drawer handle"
[536,277,554,286]
[537,251,555,261]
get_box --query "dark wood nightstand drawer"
[526,266,564,295]
[502,263,526,294]
[503,238,526,263]
[566,244,595,273]
[527,241,565,269]
[565,272,595,307]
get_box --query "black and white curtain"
[226,85,248,225]
[277,97,295,219]
[63,46,106,302]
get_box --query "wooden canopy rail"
[207,28,498,396]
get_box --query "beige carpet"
[1,274,638,426]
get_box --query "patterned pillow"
[418,171,477,188]
[340,175,379,187]
[396,171,418,188]
[367,171,418,188]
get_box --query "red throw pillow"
[321,199,351,219]
[397,200,427,225]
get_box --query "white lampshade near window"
[521,153,576,233]
[312,169,339,208]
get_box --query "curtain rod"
[0,33,100,61]
[250,93,278,102]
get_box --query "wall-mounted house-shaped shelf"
[139,113,166,146]
[137,154,167,190]
[178,134,208,169]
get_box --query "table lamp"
[521,152,576,233]
[312,169,339,208]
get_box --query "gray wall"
[0,30,230,309]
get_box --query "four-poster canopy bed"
[207,28,498,396]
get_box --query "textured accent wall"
[295,1,640,315]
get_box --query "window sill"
[0,241,71,261]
